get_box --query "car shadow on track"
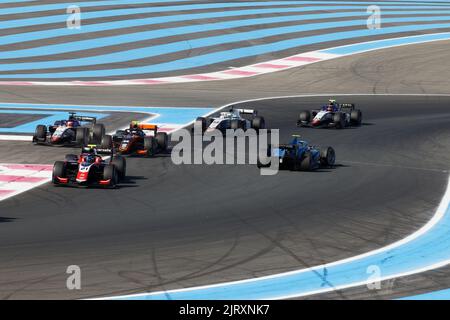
[0,217,16,223]
[116,175,147,189]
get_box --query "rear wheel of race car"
[155,132,168,151]
[100,134,113,149]
[333,112,345,129]
[111,156,126,180]
[320,147,336,167]
[298,111,311,123]
[34,125,47,141]
[103,164,117,188]
[52,161,66,184]
[91,123,105,143]
[76,127,89,146]
[144,136,156,157]
[300,154,312,171]
[251,116,265,131]
[350,109,362,126]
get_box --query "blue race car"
[258,135,335,171]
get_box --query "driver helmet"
[66,120,74,127]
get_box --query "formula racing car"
[257,135,335,171]
[297,99,362,129]
[52,145,126,188]
[33,112,106,146]
[112,121,168,156]
[195,108,265,134]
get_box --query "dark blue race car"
[258,135,335,171]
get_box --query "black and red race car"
[52,145,126,188]
[112,121,168,156]
[33,112,106,147]
[297,99,362,129]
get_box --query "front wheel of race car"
[320,147,336,167]
[350,109,362,126]
[34,125,47,142]
[103,164,118,188]
[111,156,126,181]
[195,117,212,133]
[52,161,66,184]
[298,111,311,125]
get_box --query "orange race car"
[112,121,168,156]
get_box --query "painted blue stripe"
[2,16,450,71]
[3,11,450,58]
[3,23,450,79]
[1,0,37,3]
[0,110,107,133]
[323,32,450,54]
[118,197,450,300]
[0,0,197,16]
[2,0,448,17]
[399,288,450,300]
[0,104,215,129]
[5,9,450,49]
[3,3,449,30]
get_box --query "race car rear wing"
[82,144,113,155]
[69,112,97,124]
[137,123,158,132]
[236,108,257,115]
[339,103,355,110]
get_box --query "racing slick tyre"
[65,154,78,162]
[52,161,66,184]
[350,109,362,126]
[103,164,118,188]
[100,134,113,149]
[195,117,208,133]
[333,112,345,129]
[144,136,157,157]
[298,111,311,126]
[320,147,336,167]
[76,127,89,146]
[230,119,245,130]
[111,156,126,181]
[251,116,265,131]
[299,154,312,171]
[91,123,106,144]
[34,125,47,142]
[155,132,168,151]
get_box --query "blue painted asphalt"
[3,3,448,30]
[115,182,450,300]
[0,0,196,16]
[3,22,450,78]
[0,103,215,133]
[3,14,450,61]
[6,9,450,50]
[2,0,447,17]
[399,288,450,300]
[0,110,107,133]
[323,32,450,54]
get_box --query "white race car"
[195,108,265,134]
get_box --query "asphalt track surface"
[0,40,450,299]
